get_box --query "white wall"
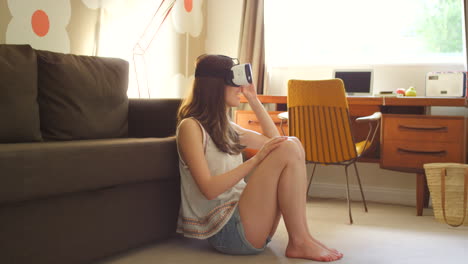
[205,0,243,57]
[265,64,466,96]
[308,162,417,206]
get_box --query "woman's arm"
[178,118,285,200]
[241,84,280,139]
[231,122,269,150]
[233,83,281,150]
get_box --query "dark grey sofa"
[0,44,181,264]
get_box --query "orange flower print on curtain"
[6,0,71,53]
[171,0,203,37]
[171,0,203,98]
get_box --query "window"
[264,0,466,66]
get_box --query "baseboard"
[308,182,416,206]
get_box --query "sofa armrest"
[128,98,182,138]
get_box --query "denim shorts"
[207,207,271,255]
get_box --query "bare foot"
[286,239,343,262]
[304,223,342,257]
[309,235,343,258]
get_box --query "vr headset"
[195,59,253,87]
[226,63,253,87]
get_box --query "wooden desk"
[240,95,467,106]
[237,95,467,215]
[240,96,466,160]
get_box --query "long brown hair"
[177,55,245,155]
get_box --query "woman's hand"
[253,136,288,162]
[241,83,257,101]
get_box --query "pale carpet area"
[97,199,468,264]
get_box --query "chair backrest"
[287,79,357,164]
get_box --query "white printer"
[425,72,466,97]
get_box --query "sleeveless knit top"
[176,118,246,239]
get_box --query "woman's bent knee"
[287,137,305,159]
[289,137,302,148]
[275,139,303,161]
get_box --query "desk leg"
[416,173,430,216]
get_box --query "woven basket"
[423,163,468,227]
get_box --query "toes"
[322,253,339,262]
[333,250,343,258]
[328,249,343,259]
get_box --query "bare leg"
[289,137,341,255]
[238,138,343,262]
[268,202,282,238]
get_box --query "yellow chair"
[284,79,381,224]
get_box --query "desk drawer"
[383,115,464,143]
[235,110,288,136]
[382,140,464,171]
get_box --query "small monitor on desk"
[333,69,373,96]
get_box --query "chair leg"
[306,163,317,198]
[344,165,353,224]
[353,162,368,213]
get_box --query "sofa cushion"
[0,44,42,143]
[0,137,179,204]
[128,98,182,138]
[36,50,129,140]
